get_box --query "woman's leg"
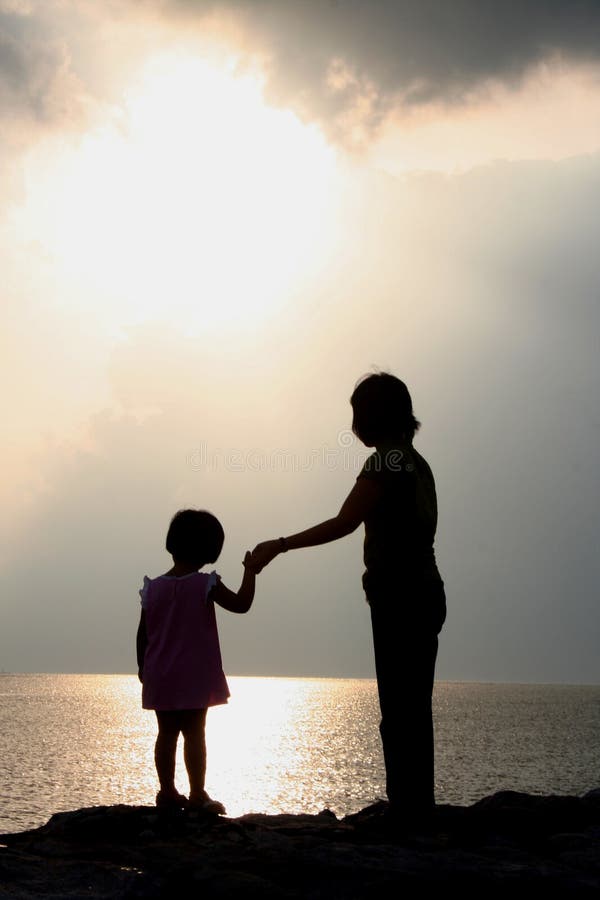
[371,612,438,813]
[154,710,184,796]
[180,709,207,799]
[369,579,446,817]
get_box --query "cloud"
[148,0,600,141]
[369,62,600,173]
[0,7,89,133]
[3,1,600,154]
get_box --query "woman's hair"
[351,372,421,445]
[166,509,225,566]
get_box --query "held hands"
[242,541,279,575]
[249,540,282,574]
[242,550,260,574]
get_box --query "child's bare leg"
[155,711,182,796]
[181,709,207,798]
[182,709,225,813]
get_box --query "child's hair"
[351,372,421,445]
[166,509,225,566]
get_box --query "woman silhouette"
[251,373,446,824]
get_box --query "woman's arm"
[136,611,148,683]
[210,551,257,614]
[251,477,382,571]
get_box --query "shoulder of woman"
[358,441,418,482]
[357,449,382,480]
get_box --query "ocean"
[0,675,598,834]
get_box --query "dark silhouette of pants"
[368,577,446,813]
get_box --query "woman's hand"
[250,540,281,573]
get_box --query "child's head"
[350,372,421,446]
[166,509,225,567]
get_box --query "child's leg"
[154,710,184,796]
[180,709,207,799]
[182,709,226,813]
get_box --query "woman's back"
[358,439,441,589]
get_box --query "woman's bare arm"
[251,477,382,571]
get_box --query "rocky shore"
[1,790,599,897]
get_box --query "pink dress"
[140,571,230,711]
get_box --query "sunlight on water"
[1,675,599,833]
[206,678,382,817]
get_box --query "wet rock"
[1,790,599,897]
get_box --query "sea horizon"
[1,671,599,687]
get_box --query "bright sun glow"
[14,54,340,332]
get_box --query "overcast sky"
[1,0,599,682]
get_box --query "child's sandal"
[155,790,189,809]
[188,791,226,815]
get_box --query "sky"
[1,0,599,682]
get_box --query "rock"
[0,790,599,897]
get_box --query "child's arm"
[136,611,148,682]
[209,551,256,614]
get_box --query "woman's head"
[351,372,421,446]
[166,509,225,567]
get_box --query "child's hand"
[250,540,281,573]
[243,550,259,574]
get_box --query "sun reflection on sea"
[203,677,382,817]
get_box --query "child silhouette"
[137,508,257,812]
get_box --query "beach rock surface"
[1,790,599,897]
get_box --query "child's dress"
[140,572,230,711]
